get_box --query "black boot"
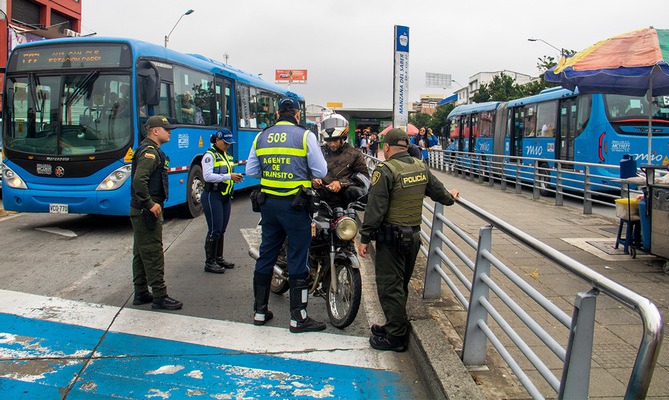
[216,235,235,269]
[253,272,273,325]
[205,236,225,274]
[289,278,326,333]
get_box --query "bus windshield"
[5,72,132,155]
[604,94,669,124]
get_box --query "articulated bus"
[447,87,669,190]
[1,37,304,217]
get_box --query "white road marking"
[36,227,78,238]
[0,289,398,370]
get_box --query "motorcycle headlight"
[2,165,27,189]
[335,216,358,241]
[97,165,132,191]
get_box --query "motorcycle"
[248,198,365,329]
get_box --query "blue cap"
[211,128,235,144]
[278,97,300,111]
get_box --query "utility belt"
[130,197,164,210]
[204,182,229,192]
[376,223,420,252]
[250,187,318,213]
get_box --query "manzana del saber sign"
[393,25,409,130]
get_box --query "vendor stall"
[642,165,669,273]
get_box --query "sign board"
[275,69,308,83]
[326,102,343,108]
[426,72,452,88]
[393,26,409,129]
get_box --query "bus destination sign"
[11,44,128,71]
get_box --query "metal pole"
[647,68,655,165]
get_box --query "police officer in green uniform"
[130,115,183,311]
[357,128,459,351]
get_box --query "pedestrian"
[360,135,368,153]
[201,128,244,274]
[246,97,328,333]
[411,126,438,164]
[356,128,459,351]
[368,133,380,157]
[130,116,183,310]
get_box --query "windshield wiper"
[66,71,100,106]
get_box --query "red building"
[0,0,82,105]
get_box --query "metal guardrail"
[364,153,663,399]
[428,149,638,214]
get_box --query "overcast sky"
[81,0,668,109]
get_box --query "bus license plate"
[49,204,69,214]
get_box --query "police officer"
[246,97,328,333]
[356,128,459,351]
[312,114,370,209]
[130,115,183,310]
[201,128,244,274]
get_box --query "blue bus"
[1,37,303,216]
[447,87,669,189]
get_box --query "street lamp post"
[164,9,194,48]
[528,38,567,57]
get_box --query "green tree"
[409,112,431,130]
[429,103,455,137]
[472,72,521,102]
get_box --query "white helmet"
[321,114,349,140]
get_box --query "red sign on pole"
[275,69,308,83]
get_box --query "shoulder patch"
[371,170,382,186]
[144,153,156,159]
[203,155,213,164]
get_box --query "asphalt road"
[0,192,429,398]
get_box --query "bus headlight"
[96,165,132,191]
[2,165,27,189]
[335,217,358,241]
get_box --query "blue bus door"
[558,98,576,166]
[469,113,477,154]
[509,107,522,157]
[457,115,466,152]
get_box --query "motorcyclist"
[312,114,370,209]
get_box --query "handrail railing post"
[558,289,598,399]
[583,165,593,214]
[423,202,445,299]
[556,162,564,206]
[533,160,541,199]
[461,225,493,366]
[515,159,522,194]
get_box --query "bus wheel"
[181,164,204,218]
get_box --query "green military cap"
[384,128,409,147]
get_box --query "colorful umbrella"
[379,123,419,137]
[545,27,669,163]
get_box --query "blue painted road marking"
[0,290,414,398]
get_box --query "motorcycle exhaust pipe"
[248,247,288,281]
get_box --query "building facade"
[454,70,533,105]
[0,0,82,106]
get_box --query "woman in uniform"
[201,128,244,273]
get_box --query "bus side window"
[576,95,591,136]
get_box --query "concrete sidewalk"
[401,167,668,399]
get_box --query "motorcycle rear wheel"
[327,263,362,329]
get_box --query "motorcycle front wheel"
[327,263,362,328]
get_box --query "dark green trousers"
[374,232,421,339]
[130,213,167,298]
